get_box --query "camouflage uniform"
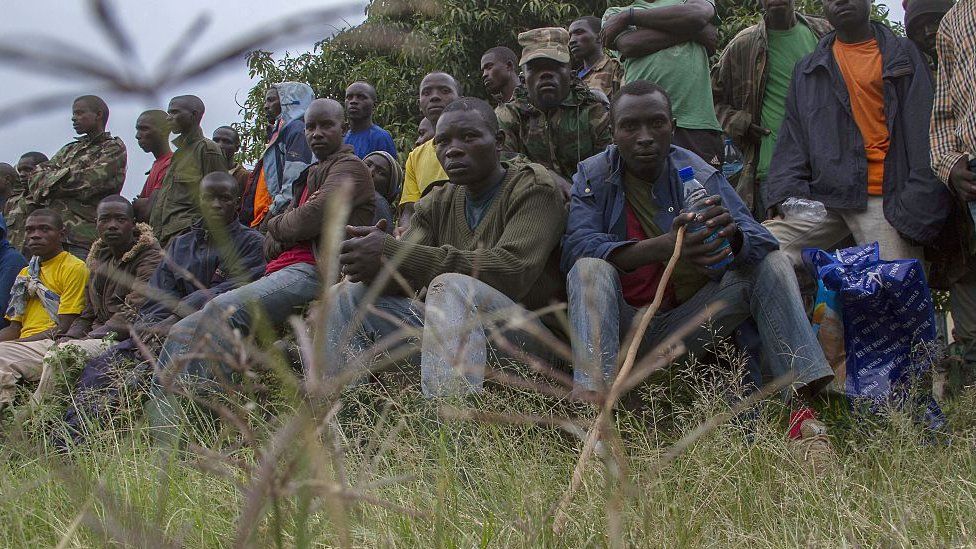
[580,55,623,99]
[148,127,227,247]
[25,132,127,255]
[496,82,612,179]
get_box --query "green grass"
[2,362,975,548]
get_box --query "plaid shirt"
[930,0,976,184]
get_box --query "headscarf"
[363,150,404,205]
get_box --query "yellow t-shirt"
[399,138,447,205]
[6,251,88,339]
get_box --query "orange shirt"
[833,38,890,196]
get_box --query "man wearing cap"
[601,0,724,167]
[496,27,611,182]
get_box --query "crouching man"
[327,97,567,397]
[562,81,835,459]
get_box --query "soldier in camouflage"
[569,16,624,100]
[6,152,48,253]
[496,27,611,182]
[27,96,127,260]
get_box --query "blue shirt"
[344,124,398,159]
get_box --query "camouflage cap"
[518,27,571,66]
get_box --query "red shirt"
[619,203,676,309]
[264,183,316,275]
[139,152,173,199]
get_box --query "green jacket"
[149,127,227,247]
[27,131,127,251]
[496,82,611,179]
[711,14,832,213]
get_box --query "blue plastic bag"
[803,243,945,430]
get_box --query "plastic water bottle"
[722,137,744,179]
[679,166,734,270]
[780,197,828,223]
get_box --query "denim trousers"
[325,273,555,397]
[146,262,320,437]
[566,251,834,395]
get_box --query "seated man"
[763,0,949,280]
[1,197,160,411]
[59,172,266,445]
[343,81,398,159]
[146,99,373,434]
[562,82,834,455]
[327,97,567,397]
[0,210,88,413]
[496,27,611,182]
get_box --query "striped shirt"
[930,0,976,184]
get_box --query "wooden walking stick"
[552,226,687,534]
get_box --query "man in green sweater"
[327,97,567,397]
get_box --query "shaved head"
[304,98,346,160]
[346,81,377,101]
[170,95,205,113]
[0,163,16,182]
[0,163,16,199]
[306,98,345,120]
[74,95,109,124]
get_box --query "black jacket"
[763,22,950,244]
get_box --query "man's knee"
[428,272,475,296]
[568,257,615,287]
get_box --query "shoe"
[793,418,834,470]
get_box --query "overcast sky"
[0,1,903,199]
[0,0,366,198]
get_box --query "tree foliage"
[240,0,901,162]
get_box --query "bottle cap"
[678,166,695,182]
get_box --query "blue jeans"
[146,263,320,438]
[326,273,556,397]
[566,251,834,395]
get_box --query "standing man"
[240,82,315,229]
[343,81,398,159]
[569,16,624,99]
[212,125,251,194]
[7,152,48,252]
[328,98,567,397]
[496,27,612,181]
[396,72,459,236]
[601,0,724,166]
[28,95,127,259]
[480,46,521,107]
[0,164,16,216]
[0,210,88,413]
[133,109,172,222]
[930,0,976,389]
[149,95,227,247]
[764,0,950,282]
[712,0,832,216]
[562,81,834,459]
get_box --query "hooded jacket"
[63,222,162,339]
[241,82,316,227]
[762,22,950,244]
[0,213,27,330]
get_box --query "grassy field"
[1,358,975,549]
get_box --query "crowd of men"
[0,0,972,461]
